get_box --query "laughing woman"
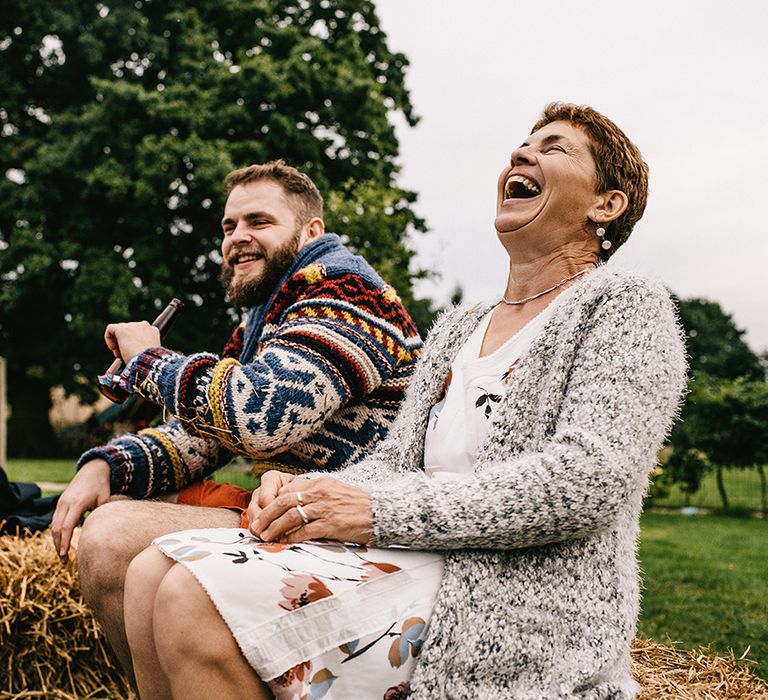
[122,103,686,699]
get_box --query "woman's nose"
[509,145,536,167]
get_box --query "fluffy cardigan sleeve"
[363,277,687,550]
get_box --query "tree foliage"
[664,296,766,508]
[673,296,763,380]
[0,0,428,455]
[665,372,768,506]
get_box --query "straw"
[632,637,767,699]
[1,529,765,699]
[0,528,136,700]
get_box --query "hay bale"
[0,528,135,700]
[632,638,767,699]
[1,529,766,699]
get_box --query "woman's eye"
[547,145,566,153]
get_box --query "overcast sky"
[375,0,768,352]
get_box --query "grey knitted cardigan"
[329,267,687,699]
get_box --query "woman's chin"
[494,208,537,232]
[494,218,531,239]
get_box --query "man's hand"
[246,471,304,533]
[51,459,111,563]
[252,476,373,545]
[104,321,161,364]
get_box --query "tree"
[663,296,765,507]
[673,297,763,380]
[0,0,428,456]
[666,372,768,511]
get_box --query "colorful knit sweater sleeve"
[79,270,419,499]
[76,325,245,498]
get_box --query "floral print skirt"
[154,528,444,699]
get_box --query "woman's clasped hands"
[247,470,374,545]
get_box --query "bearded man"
[51,160,422,678]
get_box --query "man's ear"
[590,190,628,225]
[300,217,325,247]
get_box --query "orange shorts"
[177,480,253,529]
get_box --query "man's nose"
[228,223,254,245]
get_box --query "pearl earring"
[596,224,611,250]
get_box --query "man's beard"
[220,232,301,308]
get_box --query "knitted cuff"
[127,346,178,405]
[76,445,131,495]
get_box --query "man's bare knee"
[78,501,148,601]
[79,500,149,558]
[79,499,240,583]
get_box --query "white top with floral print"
[424,295,567,478]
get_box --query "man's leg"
[76,500,242,681]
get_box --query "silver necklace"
[500,268,591,306]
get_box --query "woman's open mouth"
[503,174,541,201]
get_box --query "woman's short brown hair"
[223,160,324,226]
[531,103,649,260]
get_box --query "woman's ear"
[590,190,629,225]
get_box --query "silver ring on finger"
[296,491,304,507]
[296,504,310,525]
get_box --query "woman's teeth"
[504,175,541,199]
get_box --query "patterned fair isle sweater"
[77,234,422,499]
[320,267,688,699]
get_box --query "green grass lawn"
[5,461,766,678]
[4,459,260,489]
[638,511,767,680]
[4,459,78,483]
[652,467,766,513]
[210,470,260,489]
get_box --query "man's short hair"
[531,103,649,260]
[223,160,324,226]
